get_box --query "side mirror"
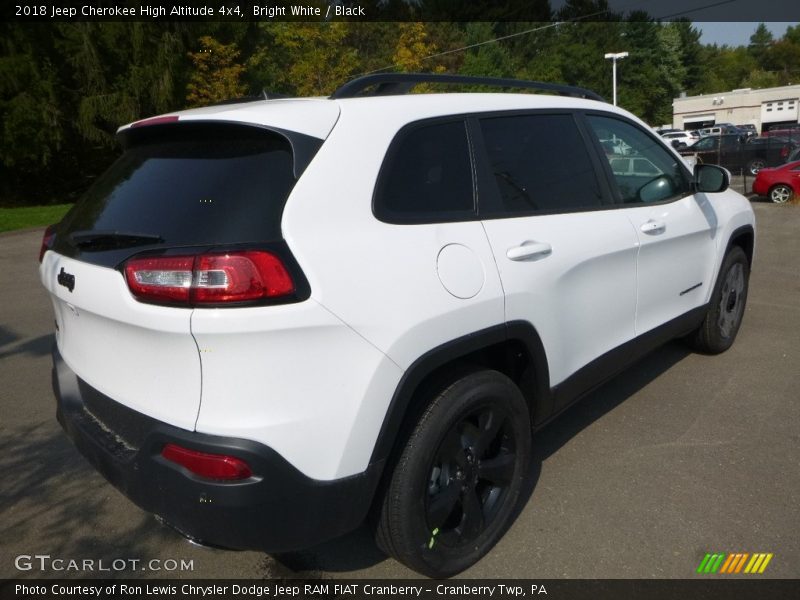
[693,164,729,193]
[639,175,676,203]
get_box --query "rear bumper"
[52,346,382,552]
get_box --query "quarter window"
[374,121,474,222]
[479,114,603,215]
[587,115,690,204]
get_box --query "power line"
[357,0,740,77]
[360,22,562,76]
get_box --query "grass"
[0,204,73,233]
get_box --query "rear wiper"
[69,230,164,249]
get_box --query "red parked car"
[752,160,800,203]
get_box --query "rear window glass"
[60,124,295,245]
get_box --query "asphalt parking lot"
[1,200,798,580]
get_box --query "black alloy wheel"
[424,404,517,549]
[373,369,531,578]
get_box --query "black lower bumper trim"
[52,346,382,552]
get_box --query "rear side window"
[374,120,475,223]
[60,124,295,246]
[479,114,603,215]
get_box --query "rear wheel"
[747,158,766,175]
[374,370,531,578]
[769,184,793,204]
[686,246,749,354]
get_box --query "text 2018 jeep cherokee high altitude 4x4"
[40,74,755,578]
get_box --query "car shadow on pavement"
[0,332,54,361]
[266,340,692,576]
[532,340,692,463]
[0,422,178,578]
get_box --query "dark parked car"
[679,134,796,175]
[736,124,758,138]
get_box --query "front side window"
[587,115,690,204]
[374,120,474,222]
[479,114,603,215]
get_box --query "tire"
[747,158,766,175]
[686,246,749,354]
[373,369,531,578]
[769,184,794,204]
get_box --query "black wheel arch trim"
[368,321,551,467]
[724,224,755,268]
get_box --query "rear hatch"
[41,121,317,430]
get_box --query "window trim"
[372,107,698,225]
[579,110,695,207]
[372,116,479,225]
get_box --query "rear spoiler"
[117,120,323,180]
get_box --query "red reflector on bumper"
[161,443,252,481]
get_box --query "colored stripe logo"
[697,552,773,574]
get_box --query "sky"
[697,22,797,47]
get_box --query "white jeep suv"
[39,74,755,578]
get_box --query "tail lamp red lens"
[124,251,294,305]
[39,225,56,263]
[161,443,252,481]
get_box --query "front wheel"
[373,370,531,578]
[769,184,794,204]
[686,246,749,354]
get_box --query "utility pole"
[604,52,629,106]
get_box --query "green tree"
[186,35,246,107]
[392,22,442,73]
[0,24,62,170]
[672,19,706,94]
[459,23,516,79]
[748,23,774,65]
[695,45,756,94]
[742,69,780,89]
[250,23,357,96]
[57,22,189,146]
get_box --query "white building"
[672,84,800,134]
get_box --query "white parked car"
[661,130,698,148]
[39,73,755,578]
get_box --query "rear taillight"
[125,256,194,304]
[39,225,56,263]
[124,251,295,306]
[161,444,252,481]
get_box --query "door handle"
[507,241,552,261]
[640,220,666,235]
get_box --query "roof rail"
[330,73,605,102]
